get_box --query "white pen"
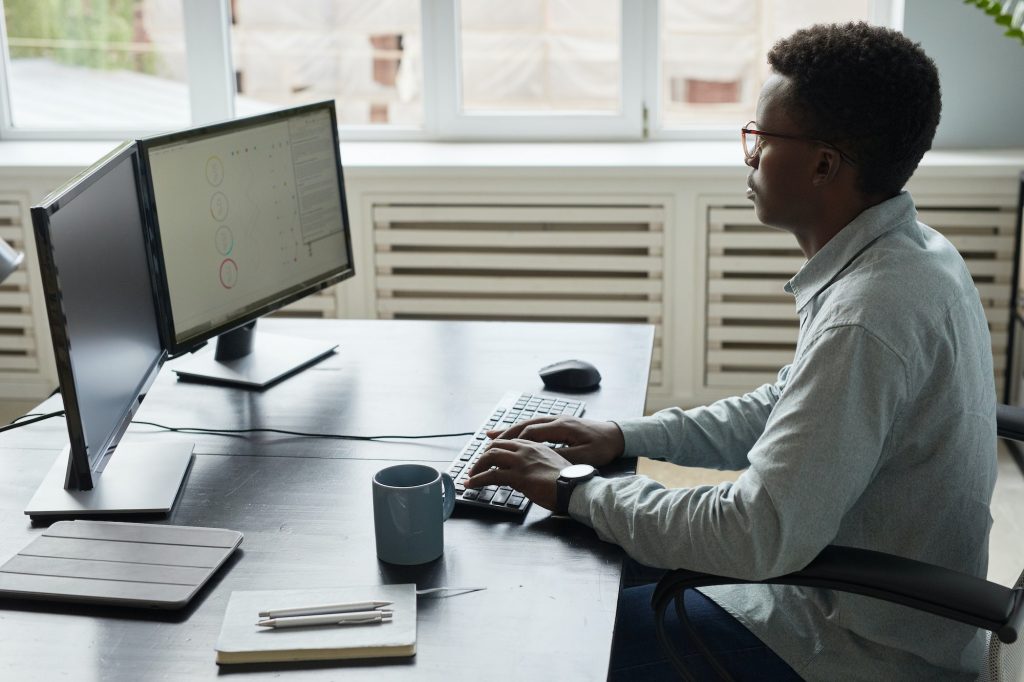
[258,600,393,618]
[257,610,394,628]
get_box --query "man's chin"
[752,205,788,234]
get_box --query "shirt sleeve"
[570,324,908,579]
[612,368,788,471]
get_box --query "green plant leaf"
[986,3,1003,15]
[997,13,1013,23]
[1004,26,1024,37]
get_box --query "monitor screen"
[138,101,354,354]
[31,142,164,490]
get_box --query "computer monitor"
[137,101,355,388]
[25,142,193,517]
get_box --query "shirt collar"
[784,191,916,312]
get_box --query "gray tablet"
[0,520,242,609]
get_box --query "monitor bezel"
[136,100,356,356]
[31,141,166,490]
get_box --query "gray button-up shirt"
[570,192,997,679]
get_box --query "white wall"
[903,0,1024,149]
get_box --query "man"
[464,22,997,681]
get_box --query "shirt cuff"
[567,475,612,526]
[612,417,650,458]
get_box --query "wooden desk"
[0,319,654,680]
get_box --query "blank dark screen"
[47,153,163,471]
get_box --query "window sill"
[1,140,1022,179]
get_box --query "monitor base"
[171,332,337,389]
[25,443,194,518]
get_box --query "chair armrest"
[997,404,1024,442]
[652,545,1024,644]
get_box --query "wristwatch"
[555,464,597,515]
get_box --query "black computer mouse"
[539,359,602,392]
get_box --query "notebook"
[215,584,417,665]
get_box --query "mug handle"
[440,472,456,521]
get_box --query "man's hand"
[463,439,571,511]
[486,416,625,468]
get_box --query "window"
[229,1,423,128]
[658,0,875,132]
[459,1,620,114]
[1,0,189,133]
[436,0,642,139]
[0,0,894,141]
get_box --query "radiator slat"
[376,229,663,249]
[374,205,666,224]
[376,274,663,296]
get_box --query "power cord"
[0,410,471,441]
[131,420,473,441]
[0,410,66,433]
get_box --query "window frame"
[0,0,902,142]
[428,0,651,141]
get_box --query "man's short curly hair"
[767,22,941,196]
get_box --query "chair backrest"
[980,567,1024,682]
[984,405,1024,680]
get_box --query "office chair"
[652,403,1024,681]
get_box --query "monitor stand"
[24,442,194,518]
[171,322,337,389]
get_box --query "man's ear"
[811,147,842,186]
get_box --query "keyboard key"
[462,489,479,500]
[478,487,496,503]
[492,488,512,506]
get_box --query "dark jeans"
[608,559,802,681]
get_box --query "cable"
[0,410,65,433]
[0,410,472,441]
[415,586,486,598]
[10,412,50,423]
[129,420,473,442]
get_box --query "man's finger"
[463,465,515,490]
[517,420,575,444]
[467,447,519,477]
[486,416,556,440]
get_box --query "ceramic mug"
[372,463,455,565]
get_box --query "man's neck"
[794,191,894,259]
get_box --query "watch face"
[560,464,596,480]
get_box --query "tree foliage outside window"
[5,0,156,73]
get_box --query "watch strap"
[555,477,575,515]
[555,465,596,515]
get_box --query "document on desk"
[215,584,416,665]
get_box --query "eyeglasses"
[741,121,857,166]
